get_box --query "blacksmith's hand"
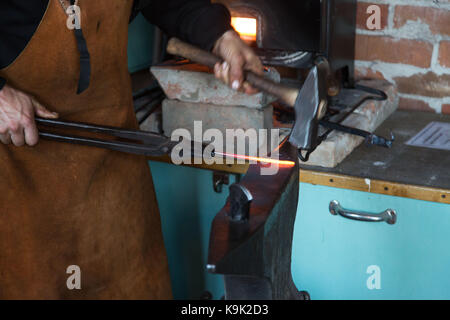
[212,30,264,95]
[0,84,58,146]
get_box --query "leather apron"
[0,0,172,299]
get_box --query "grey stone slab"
[152,62,279,109]
[162,99,273,154]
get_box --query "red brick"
[439,41,450,68]
[354,67,385,80]
[398,98,435,113]
[394,5,450,36]
[443,104,450,115]
[355,35,433,68]
[393,71,450,98]
[356,2,389,30]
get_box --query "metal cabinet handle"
[329,200,397,225]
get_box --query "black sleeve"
[0,0,49,91]
[141,0,233,51]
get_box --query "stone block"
[162,99,273,153]
[151,61,279,109]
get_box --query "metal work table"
[300,110,450,204]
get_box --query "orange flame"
[231,17,257,42]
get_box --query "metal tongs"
[36,117,177,157]
[35,117,289,165]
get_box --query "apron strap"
[71,0,91,94]
[74,28,91,94]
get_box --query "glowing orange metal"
[215,151,295,167]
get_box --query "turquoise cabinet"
[150,161,450,300]
[292,183,450,300]
[149,161,231,300]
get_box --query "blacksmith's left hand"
[212,30,263,95]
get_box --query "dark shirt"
[0,0,232,90]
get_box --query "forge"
[214,0,357,85]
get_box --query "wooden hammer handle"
[166,38,298,107]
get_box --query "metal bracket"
[213,172,230,193]
[228,184,252,222]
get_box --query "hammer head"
[288,66,325,152]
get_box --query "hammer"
[166,38,331,152]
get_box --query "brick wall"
[354,0,450,114]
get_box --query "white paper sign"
[406,122,450,151]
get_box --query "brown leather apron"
[0,0,172,299]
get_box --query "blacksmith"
[0,0,262,299]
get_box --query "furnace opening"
[231,17,257,42]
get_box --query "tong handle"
[35,117,167,145]
[38,131,171,157]
[166,37,298,107]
